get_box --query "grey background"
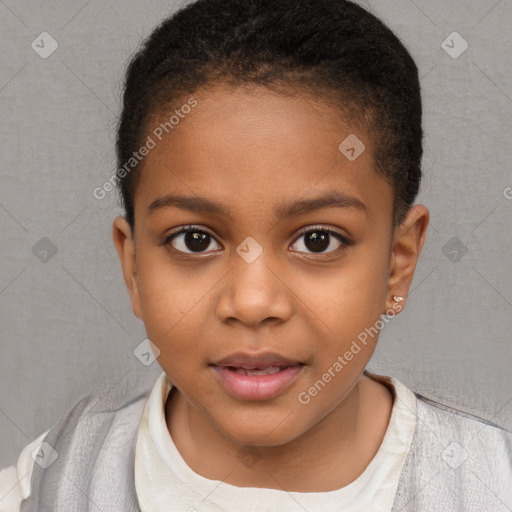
[1,0,511,469]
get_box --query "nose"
[215,248,294,329]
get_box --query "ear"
[112,216,143,320]
[385,204,430,313]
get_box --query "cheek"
[297,254,389,332]
[135,253,213,343]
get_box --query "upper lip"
[212,351,303,369]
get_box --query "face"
[113,83,429,447]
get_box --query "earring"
[381,295,406,318]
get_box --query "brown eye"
[290,225,351,254]
[164,226,221,254]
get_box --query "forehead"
[135,83,392,224]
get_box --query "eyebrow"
[147,190,367,218]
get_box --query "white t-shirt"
[0,371,417,512]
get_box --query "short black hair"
[115,0,423,231]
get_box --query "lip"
[210,351,304,401]
[212,351,303,368]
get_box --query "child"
[1,0,511,510]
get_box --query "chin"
[215,413,304,448]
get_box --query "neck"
[165,373,394,492]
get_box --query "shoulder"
[415,393,512,481]
[0,429,50,512]
[392,390,512,511]
[414,391,512,451]
[1,369,159,511]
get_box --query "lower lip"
[211,364,303,401]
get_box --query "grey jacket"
[20,369,512,512]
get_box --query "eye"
[290,225,351,255]
[164,225,222,254]
[163,224,351,256]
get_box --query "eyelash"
[163,224,352,256]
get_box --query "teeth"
[230,366,284,376]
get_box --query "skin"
[113,83,429,492]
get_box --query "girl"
[1,0,511,510]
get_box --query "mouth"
[210,352,305,401]
[226,366,292,376]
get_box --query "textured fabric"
[390,394,512,511]
[0,429,49,511]
[4,368,512,511]
[134,370,416,512]
[17,369,158,512]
